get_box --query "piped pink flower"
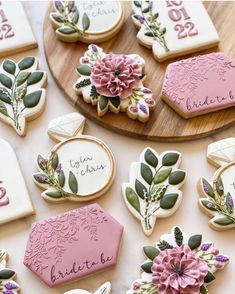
[91,54,142,100]
[151,244,208,294]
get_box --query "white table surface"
[0,1,234,293]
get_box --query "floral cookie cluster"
[127,227,229,294]
[74,44,156,122]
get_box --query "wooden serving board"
[43,2,235,142]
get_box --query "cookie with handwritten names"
[49,1,124,43]
[24,204,123,287]
[74,44,156,122]
[64,282,111,294]
[0,56,47,136]
[0,138,34,225]
[122,147,186,236]
[127,226,229,294]
[0,249,20,294]
[0,1,37,58]
[132,0,219,62]
[33,113,116,203]
[161,52,235,119]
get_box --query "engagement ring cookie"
[127,227,229,294]
[50,1,124,43]
[64,282,111,294]
[0,1,37,58]
[74,44,156,122]
[0,249,20,294]
[161,52,235,119]
[24,204,123,287]
[198,138,235,231]
[33,113,116,203]
[132,0,219,62]
[0,56,47,136]
[0,138,34,225]
[122,147,186,236]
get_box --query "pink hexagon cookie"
[23,204,123,287]
[161,53,235,118]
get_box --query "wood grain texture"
[43,1,235,142]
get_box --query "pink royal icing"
[161,52,235,118]
[23,203,123,287]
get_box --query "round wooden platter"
[44,2,235,142]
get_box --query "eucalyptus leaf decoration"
[33,151,79,201]
[73,44,156,122]
[126,227,229,294]
[132,0,169,52]
[198,174,235,230]
[122,147,186,236]
[50,1,90,38]
[0,57,47,136]
[0,249,20,293]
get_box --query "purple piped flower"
[200,243,212,251]
[3,291,14,294]
[143,88,152,94]
[56,163,62,174]
[134,15,145,24]
[226,194,234,208]
[203,183,209,194]
[55,1,63,10]
[139,104,148,114]
[4,282,18,290]
[148,1,153,9]
[38,175,47,183]
[215,255,229,262]
[91,44,98,53]
[130,105,138,113]
[145,98,154,105]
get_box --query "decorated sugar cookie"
[0,1,37,58]
[0,138,34,225]
[33,112,116,203]
[24,203,123,287]
[50,1,124,43]
[132,1,219,62]
[0,249,20,293]
[127,227,229,294]
[74,44,156,122]
[198,138,235,231]
[122,147,186,236]
[161,52,235,119]
[64,282,111,294]
[0,56,47,136]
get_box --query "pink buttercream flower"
[133,282,141,290]
[151,244,208,294]
[90,54,142,99]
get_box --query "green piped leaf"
[51,12,63,23]
[125,187,140,213]
[216,176,224,196]
[33,173,48,184]
[45,190,63,198]
[99,96,108,111]
[204,271,215,283]
[23,90,42,108]
[0,269,15,279]
[134,1,141,7]
[188,234,202,250]
[18,57,35,70]
[141,163,153,185]
[213,215,234,226]
[109,97,120,109]
[0,87,11,104]
[72,11,79,23]
[76,65,92,76]
[58,26,76,34]
[169,171,186,185]
[69,171,78,194]
[0,73,12,89]
[162,152,180,166]
[200,199,217,211]
[141,261,153,273]
[202,178,215,198]
[51,153,59,170]
[82,12,90,31]
[160,193,178,209]
[200,285,208,294]
[3,60,16,75]
[135,179,147,200]
[158,240,173,251]
[153,168,172,184]
[0,100,8,116]
[16,72,30,86]
[143,246,160,260]
[174,227,183,246]
[58,170,65,188]
[145,149,158,168]
[27,72,44,86]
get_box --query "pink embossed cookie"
[23,203,123,287]
[161,52,235,118]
